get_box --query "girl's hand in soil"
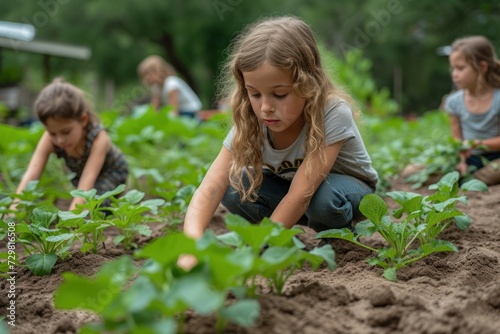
[177,254,198,271]
[456,161,468,176]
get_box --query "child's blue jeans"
[221,171,375,232]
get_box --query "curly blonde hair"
[218,15,355,202]
[137,55,176,81]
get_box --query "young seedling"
[1,181,54,223]
[55,233,261,334]
[58,185,125,253]
[217,215,336,295]
[15,207,75,275]
[108,189,165,249]
[316,172,487,281]
[156,185,196,232]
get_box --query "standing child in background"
[445,35,500,185]
[137,55,202,119]
[180,16,378,268]
[11,78,128,211]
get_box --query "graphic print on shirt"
[264,158,304,180]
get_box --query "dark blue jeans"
[467,151,500,171]
[221,171,375,232]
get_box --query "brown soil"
[2,179,500,334]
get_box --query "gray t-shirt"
[223,99,378,188]
[445,89,500,154]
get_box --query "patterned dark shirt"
[54,124,128,194]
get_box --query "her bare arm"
[10,132,54,209]
[183,147,232,239]
[70,131,111,210]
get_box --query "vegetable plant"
[156,184,196,232]
[54,214,335,333]
[14,207,75,275]
[108,189,165,249]
[316,172,487,281]
[217,214,336,295]
[57,185,125,253]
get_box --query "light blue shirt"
[445,89,500,154]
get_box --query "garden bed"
[2,179,500,334]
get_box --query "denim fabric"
[467,151,500,170]
[222,171,375,233]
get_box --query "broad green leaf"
[97,184,126,200]
[122,189,145,204]
[267,227,303,247]
[58,210,89,220]
[433,197,467,211]
[46,233,75,242]
[420,240,458,254]
[25,253,57,275]
[359,194,388,224]
[207,249,253,289]
[315,228,356,241]
[383,267,397,281]
[55,273,119,313]
[31,207,57,228]
[426,210,463,227]
[215,231,242,247]
[119,275,158,313]
[309,244,336,271]
[454,214,470,230]
[355,221,377,237]
[435,171,459,192]
[386,191,421,208]
[135,233,197,265]
[219,299,260,327]
[260,246,298,264]
[135,224,152,236]
[113,235,126,245]
[54,257,137,313]
[460,179,488,192]
[71,188,97,201]
[167,273,225,315]
[225,214,275,250]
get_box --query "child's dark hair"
[451,35,500,89]
[34,78,99,126]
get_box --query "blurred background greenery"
[1,0,499,119]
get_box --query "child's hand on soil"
[456,161,468,176]
[177,254,198,271]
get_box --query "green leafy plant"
[157,184,196,232]
[316,172,487,281]
[217,215,336,295]
[54,214,335,333]
[15,207,75,275]
[108,189,165,249]
[1,181,56,223]
[55,234,260,334]
[58,185,125,253]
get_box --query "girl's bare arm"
[70,131,111,210]
[183,147,232,239]
[15,132,54,196]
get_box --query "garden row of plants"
[0,170,486,333]
[0,49,484,331]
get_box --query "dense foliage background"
[1,0,499,116]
